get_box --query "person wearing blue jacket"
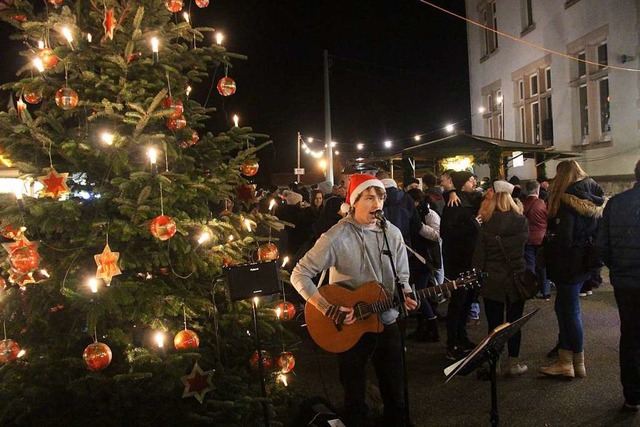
[596,159,640,411]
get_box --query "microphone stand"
[379,217,412,427]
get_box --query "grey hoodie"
[291,215,410,324]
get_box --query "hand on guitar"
[308,293,355,326]
[326,304,356,325]
[404,293,418,311]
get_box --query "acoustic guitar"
[305,270,483,353]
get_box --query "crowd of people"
[234,159,640,426]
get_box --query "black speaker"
[224,261,281,302]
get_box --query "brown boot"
[539,348,575,378]
[573,351,586,378]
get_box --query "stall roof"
[399,132,579,161]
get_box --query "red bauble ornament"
[9,245,39,274]
[195,0,209,7]
[166,115,187,131]
[277,351,295,374]
[257,243,279,261]
[13,15,26,22]
[249,350,273,371]
[165,0,183,12]
[24,88,43,104]
[38,48,58,68]
[55,86,79,110]
[83,342,112,371]
[0,339,20,363]
[180,129,199,149]
[47,0,63,5]
[240,159,259,177]
[174,329,200,350]
[276,301,296,321]
[150,215,177,240]
[163,96,184,119]
[216,77,237,97]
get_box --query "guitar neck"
[367,279,462,315]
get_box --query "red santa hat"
[339,174,385,214]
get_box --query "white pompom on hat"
[339,174,386,214]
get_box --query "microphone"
[374,210,386,223]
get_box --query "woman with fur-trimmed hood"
[539,160,605,379]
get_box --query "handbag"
[495,235,539,301]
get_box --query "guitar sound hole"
[353,302,371,320]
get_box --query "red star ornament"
[94,244,121,284]
[103,8,115,41]
[38,168,70,199]
[2,236,37,258]
[181,362,214,404]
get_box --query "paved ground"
[288,269,640,426]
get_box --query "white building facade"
[465,0,640,189]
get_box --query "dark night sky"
[0,0,470,183]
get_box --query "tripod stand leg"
[252,300,271,427]
[489,353,499,427]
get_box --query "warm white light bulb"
[307,137,313,143]
[37,40,45,49]
[233,114,239,127]
[244,218,252,233]
[61,27,73,43]
[40,269,50,278]
[215,33,224,45]
[87,33,92,43]
[253,296,259,307]
[275,307,282,319]
[147,148,157,164]
[32,58,45,73]
[445,124,454,133]
[319,159,327,170]
[281,256,289,268]
[228,234,234,241]
[357,143,364,150]
[151,37,159,53]
[17,349,26,358]
[478,106,486,114]
[268,199,276,211]
[384,140,392,148]
[182,12,190,23]
[101,132,114,146]
[330,141,337,147]
[197,232,211,244]
[335,150,340,155]
[185,85,192,96]
[154,331,165,348]
[496,95,503,105]
[88,278,99,293]
[414,135,421,141]
[278,373,288,387]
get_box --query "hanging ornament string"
[3,319,7,341]
[159,181,164,216]
[93,325,98,343]
[165,71,172,98]
[183,305,187,330]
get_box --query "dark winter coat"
[545,178,605,284]
[382,186,422,247]
[425,188,445,217]
[596,183,640,289]
[522,196,547,245]
[441,191,482,277]
[472,211,529,302]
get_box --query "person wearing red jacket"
[522,181,551,299]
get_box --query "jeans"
[483,297,525,357]
[524,244,551,296]
[554,282,584,353]
[614,287,640,405]
[338,325,406,427]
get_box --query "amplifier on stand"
[224,260,281,302]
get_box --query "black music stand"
[225,261,282,427]
[445,309,539,427]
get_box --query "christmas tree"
[0,0,298,424]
